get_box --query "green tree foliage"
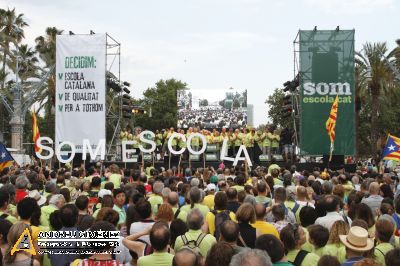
[356,42,399,157]
[34,27,63,140]
[133,79,187,130]
[265,88,293,129]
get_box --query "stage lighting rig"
[122,94,133,118]
[132,105,146,114]
[281,94,293,118]
[283,75,299,92]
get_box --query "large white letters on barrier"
[35,133,253,166]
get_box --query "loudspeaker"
[205,154,218,161]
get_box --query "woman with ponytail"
[3,222,40,266]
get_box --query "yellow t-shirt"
[202,194,215,210]
[287,249,320,266]
[251,220,280,239]
[109,173,122,188]
[205,210,237,236]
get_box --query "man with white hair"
[148,181,164,215]
[40,194,65,228]
[161,187,171,204]
[230,248,272,266]
[15,175,29,203]
[361,182,384,216]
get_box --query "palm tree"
[0,8,28,89]
[35,27,63,138]
[356,42,398,158]
[10,44,39,82]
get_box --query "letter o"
[56,141,76,163]
[168,133,186,155]
[316,83,330,95]
[187,133,207,155]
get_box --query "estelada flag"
[382,134,400,161]
[32,111,42,153]
[325,95,339,144]
[0,142,14,172]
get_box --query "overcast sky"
[3,0,399,126]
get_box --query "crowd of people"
[177,108,247,129]
[1,159,400,266]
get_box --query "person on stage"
[262,126,273,160]
[271,128,281,157]
[178,129,187,160]
[191,127,200,152]
[155,129,163,160]
[232,128,242,156]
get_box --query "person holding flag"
[0,142,14,172]
[325,95,339,162]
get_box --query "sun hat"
[98,189,112,198]
[339,226,374,252]
[26,190,47,206]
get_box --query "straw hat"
[339,226,374,251]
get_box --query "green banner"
[299,30,355,156]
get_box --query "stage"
[85,158,356,173]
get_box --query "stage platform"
[85,159,356,173]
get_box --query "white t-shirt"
[115,236,132,263]
[129,221,155,244]
[296,200,315,209]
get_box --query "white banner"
[55,34,106,152]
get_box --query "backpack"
[290,202,301,215]
[174,208,181,219]
[289,250,309,266]
[136,239,154,256]
[180,233,207,256]
[212,210,231,240]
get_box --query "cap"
[210,175,218,184]
[206,183,216,191]
[98,189,112,198]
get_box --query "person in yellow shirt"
[178,129,187,160]
[119,126,130,141]
[322,220,349,263]
[255,129,264,161]
[262,127,273,160]
[155,129,163,159]
[232,129,241,156]
[251,203,280,239]
[191,127,200,152]
[308,224,330,257]
[163,127,177,155]
[203,184,217,210]
[204,192,236,237]
[244,128,255,161]
[374,218,395,266]
[271,129,281,155]
[0,192,18,224]
[132,127,142,154]
[280,224,320,266]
